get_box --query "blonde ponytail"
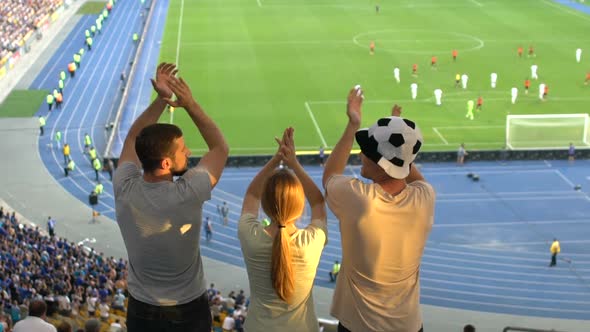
[271,224,294,303]
[262,170,305,303]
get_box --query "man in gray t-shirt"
[113,63,229,332]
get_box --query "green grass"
[159,0,590,155]
[0,90,48,117]
[77,2,105,15]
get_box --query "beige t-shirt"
[326,175,435,332]
[238,213,327,332]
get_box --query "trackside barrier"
[103,0,157,158]
[503,327,568,332]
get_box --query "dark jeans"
[127,292,212,332]
[338,322,423,332]
[550,253,557,266]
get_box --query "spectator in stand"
[112,289,126,311]
[113,63,228,332]
[0,206,130,330]
[221,314,235,332]
[99,300,110,322]
[57,321,73,332]
[109,319,123,332]
[0,0,63,61]
[322,87,435,332]
[464,324,476,332]
[84,319,101,332]
[13,299,56,332]
[239,127,327,331]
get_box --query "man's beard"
[171,160,188,177]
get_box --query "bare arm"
[390,104,426,184]
[241,154,282,217]
[281,128,326,221]
[322,87,363,188]
[166,77,229,188]
[119,63,177,166]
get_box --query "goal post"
[506,114,590,150]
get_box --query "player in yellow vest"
[329,260,341,282]
[95,182,104,195]
[38,116,46,136]
[93,158,102,181]
[549,238,560,267]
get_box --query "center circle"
[352,29,484,55]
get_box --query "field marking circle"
[352,29,485,54]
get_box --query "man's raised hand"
[391,104,402,117]
[150,63,178,99]
[347,85,364,127]
[164,76,195,109]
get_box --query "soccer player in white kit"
[539,83,545,100]
[511,87,518,104]
[576,48,582,63]
[434,88,443,106]
[410,83,418,100]
[461,74,468,89]
[394,67,400,83]
[531,64,538,80]
[490,72,498,88]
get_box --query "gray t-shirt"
[113,162,211,306]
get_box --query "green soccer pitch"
[157,0,590,155]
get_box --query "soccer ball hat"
[355,116,423,179]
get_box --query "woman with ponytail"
[239,127,327,331]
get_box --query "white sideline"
[304,101,328,147]
[432,127,449,145]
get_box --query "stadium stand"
[0,0,63,65]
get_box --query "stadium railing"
[103,0,156,159]
[503,327,568,332]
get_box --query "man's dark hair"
[29,299,47,317]
[464,324,476,332]
[135,123,183,172]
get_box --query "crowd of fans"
[0,206,129,331]
[0,204,254,332]
[0,0,64,62]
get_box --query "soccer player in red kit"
[524,78,531,94]
[517,46,523,58]
[370,41,375,55]
[431,56,437,68]
[452,49,458,61]
[412,63,418,76]
[585,72,590,85]
[476,96,483,111]
[528,45,535,57]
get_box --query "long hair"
[261,169,305,303]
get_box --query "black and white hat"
[355,116,423,179]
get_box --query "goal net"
[506,114,590,150]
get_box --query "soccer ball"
[368,117,423,168]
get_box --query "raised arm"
[322,87,363,188]
[119,63,177,166]
[165,77,229,188]
[390,104,425,184]
[280,128,326,221]
[241,152,282,217]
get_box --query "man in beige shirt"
[322,86,435,332]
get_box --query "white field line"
[175,0,185,66]
[432,127,449,145]
[304,101,328,147]
[553,169,590,201]
[467,0,483,7]
[256,0,262,7]
[554,169,576,187]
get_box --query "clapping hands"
[274,127,298,168]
